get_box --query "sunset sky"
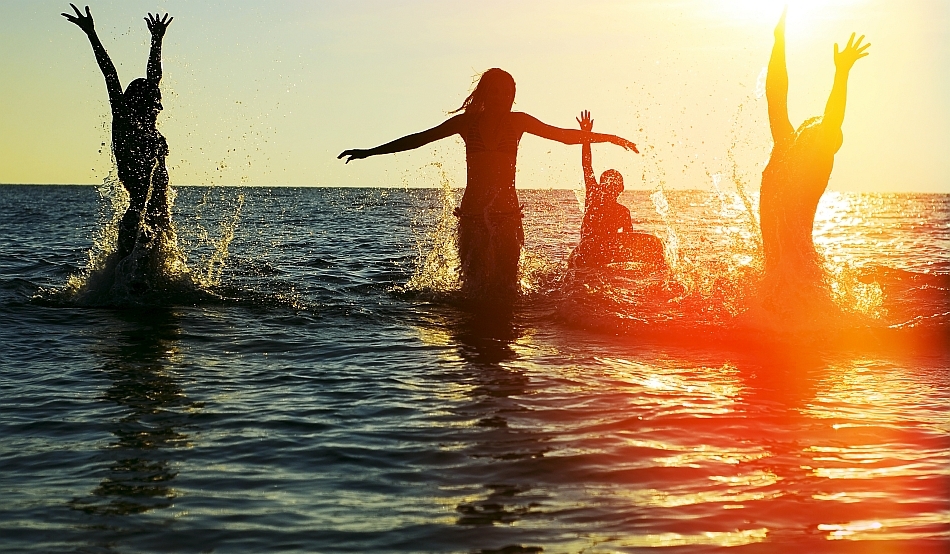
[1,0,947,192]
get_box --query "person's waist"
[454,205,523,219]
[465,152,517,167]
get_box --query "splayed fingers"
[835,32,870,70]
[577,110,594,132]
[145,12,173,38]
[61,4,95,34]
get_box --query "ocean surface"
[1,184,948,553]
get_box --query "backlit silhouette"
[568,110,666,270]
[760,9,870,301]
[63,4,174,260]
[339,68,638,299]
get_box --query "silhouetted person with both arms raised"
[568,110,666,270]
[760,9,869,307]
[63,4,173,260]
[339,68,639,300]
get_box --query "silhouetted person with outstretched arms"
[760,9,869,292]
[568,110,666,270]
[63,4,173,259]
[339,68,638,299]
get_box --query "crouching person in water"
[63,5,173,260]
[568,111,666,270]
[759,8,869,307]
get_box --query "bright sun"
[713,0,867,28]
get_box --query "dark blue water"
[1,185,948,553]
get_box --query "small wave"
[36,181,245,308]
[38,226,218,307]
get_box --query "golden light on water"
[584,528,770,548]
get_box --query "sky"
[1,0,948,192]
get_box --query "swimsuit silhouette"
[63,4,174,260]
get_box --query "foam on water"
[403,176,940,346]
[403,163,461,296]
[40,177,243,307]
[192,189,245,288]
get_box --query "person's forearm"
[582,143,595,189]
[87,31,110,76]
[766,37,787,91]
[85,30,121,98]
[564,130,621,145]
[147,37,163,84]
[823,69,850,129]
[341,118,458,161]
[766,37,788,120]
[367,132,431,156]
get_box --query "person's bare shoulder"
[508,111,537,129]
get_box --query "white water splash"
[404,163,461,295]
[49,176,244,306]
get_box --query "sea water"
[0,185,947,553]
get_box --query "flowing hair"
[452,68,516,114]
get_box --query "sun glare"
[712,0,868,28]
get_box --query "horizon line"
[1,183,948,194]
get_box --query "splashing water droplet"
[403,163,461,295]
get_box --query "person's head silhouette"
[124,78,162,127]
[456,68,516,114]
[600,169,624,201]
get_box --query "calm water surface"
[0,185,948,553]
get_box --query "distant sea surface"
[1,184,948,553]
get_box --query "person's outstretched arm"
[767,8,794,143]
[823,32,870,131]
[145,12,173,86]
[62,4,122,107]
[338,115,466,163]
[515,112,639,153]
[577,111,597,195]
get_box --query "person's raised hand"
[834,32,870,72]
[338,149,370,164]
[62,4,95,35]
[576,110,593,132]
[774,5,787,38]
[146,12,173,40]
[613,136,639,154]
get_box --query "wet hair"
[600,169,624,198]
[453,68,516,114]
[124,78,161,117]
